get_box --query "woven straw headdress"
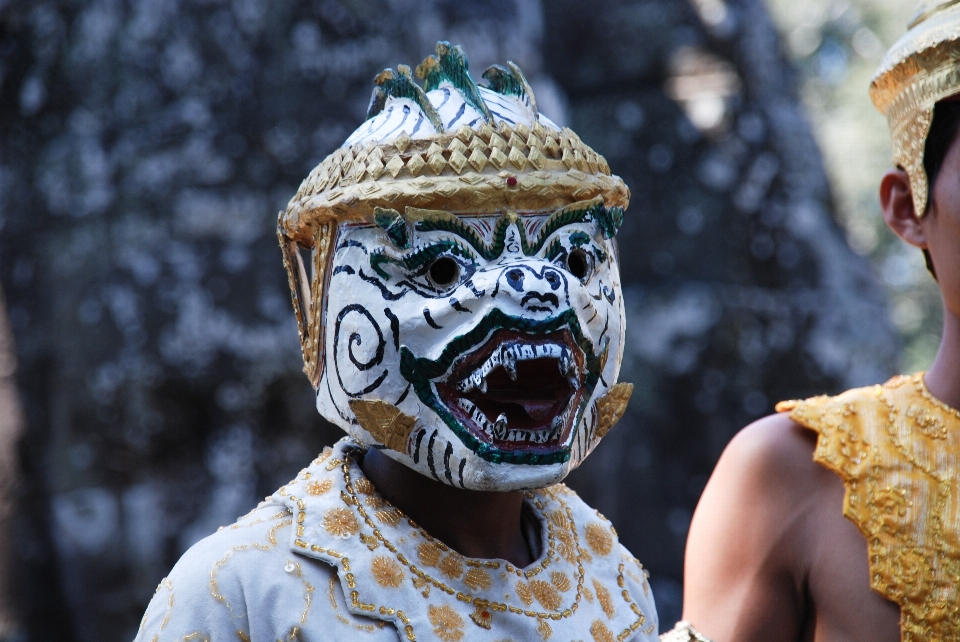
[278,42,629,387]
[870,0,960,216]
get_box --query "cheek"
[928,213,960,311]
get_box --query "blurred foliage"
[766,0,944,374]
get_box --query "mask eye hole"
[566,248,590,280]
[429,256,460,288]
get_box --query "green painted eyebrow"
[402,197,624,259]
[370,239,476,280]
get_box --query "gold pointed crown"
[870,0,960,216]
[277,42,629,386]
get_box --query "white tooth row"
[458,398,569,443]
[456,342,577,394]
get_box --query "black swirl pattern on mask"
[333,304,388,397]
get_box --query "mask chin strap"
[278,220,337,389]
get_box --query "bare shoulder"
[713,413,825,496]
[691,412,838,558]
[682,413,900,641]
[680,414,833,642]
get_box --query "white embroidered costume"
[137,439,658,642]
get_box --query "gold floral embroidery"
[438,553,464,579]
[359,533,380,550]
[428,604,465,641]
[306,479,333,496]
[324,449,597,636]
[353,477,375,495]
[593,579,614,618]
[537,618,552,640]
[785,372,960,641]
[374,508,402,526]
[550,571,571,592]
[582,585,594,603]
[516,580,534,606]
[906,404,948,439]
[469,602,493,629]
[370,555,404,588]
[864,487,912,536]
[417,541,443,567]
[464,567,493,591]
[554,528,577,563]
[584,523,613,556]
[549,510,569,530]
[411,573,431,597]
[365,495,387,509]
[589,619,615,642]
[322,508,359,538]
[528,579,561,610]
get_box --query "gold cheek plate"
[349,399,419,454]
[594,382,634,440]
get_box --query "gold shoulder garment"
[777,373,960,641]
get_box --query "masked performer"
[664,2,960,641]
[135,42,657,642]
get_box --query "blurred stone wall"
[0,0,897,639]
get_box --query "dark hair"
[919,101,960,278]
[923,101,960,198]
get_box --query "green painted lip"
[400,308,606,465]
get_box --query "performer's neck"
[925,301,960,412]
[359,447,535,567]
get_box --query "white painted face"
[317,201,625,491]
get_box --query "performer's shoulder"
[698,411,853,542]
[154,500,299,597]
[134,500,341,641]
[717,413,820,490]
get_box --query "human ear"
[879,168,928,249]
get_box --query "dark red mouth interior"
[435,329,586,450]
[463,358,572,430]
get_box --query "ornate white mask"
[279,42,634,491]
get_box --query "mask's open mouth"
[434,329,586,451]
[400,309,604,465]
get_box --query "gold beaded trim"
[282,443,653,639]
[333,455,589,624]
[291,505,418,641]
[614,563,650,640]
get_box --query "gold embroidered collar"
[272,438,653,642]
[779,372,960,640]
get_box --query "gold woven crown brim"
[279,121,629,247]
[276,120,628,388]
[870,3,960,216]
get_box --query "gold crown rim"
[871,4,960,108]
[278,125,627,247]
